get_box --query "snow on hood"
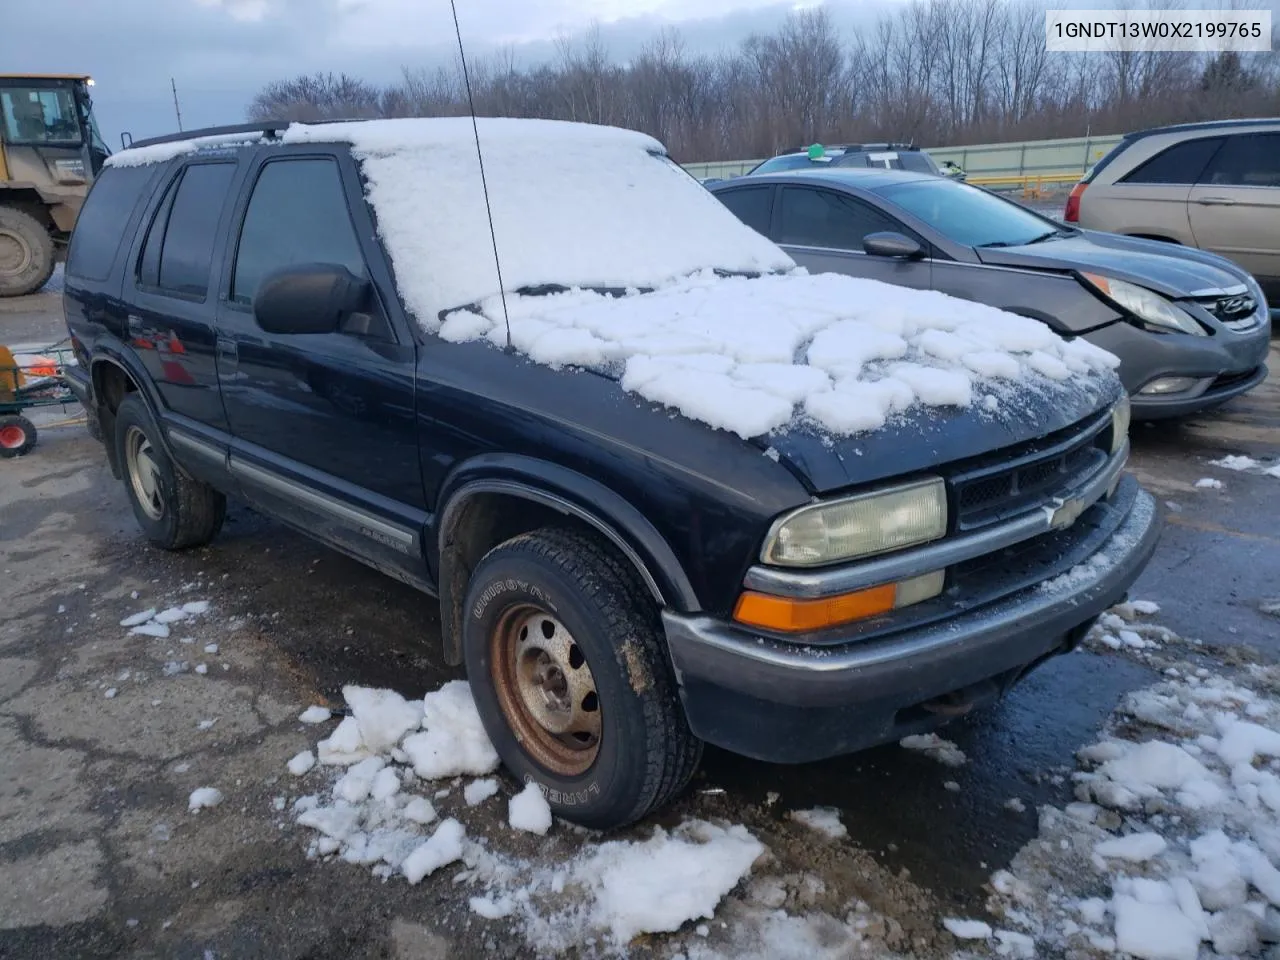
[280,117,794,318]
[439,270,1121,440]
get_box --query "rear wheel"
[463,528,702,829]
[114,393,226,549]
[0,206,55,298]
[0,415,37,457]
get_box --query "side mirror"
[863,231,924,259]
[252,264,370,336]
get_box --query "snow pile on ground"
[1208,454,1280,480]
[119,601,211,639]
[983,619,1280,960]
[188,787,223,812]
[1196,478,1224,490]
[900,733,968,767]
[439,271,1119,439]
[1082,599,1184,661]
[286,680,768,952]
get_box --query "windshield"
[751,153,843,174]
[877,177,1061,248]
[0,85,83,144]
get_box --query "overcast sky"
[1,0,889,148]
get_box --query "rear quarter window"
[1119,137,1224,186]
[67,165,157,281]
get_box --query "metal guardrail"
[683,133,1126,184]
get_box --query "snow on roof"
[279,117,794,319]
[441,270,1121,439]
[104,132,267,168]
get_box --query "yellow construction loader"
[0,74,109,297]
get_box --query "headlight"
[762,477,947,567]
[1081,273,1205,336]
[1110,396,1130,455]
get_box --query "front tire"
[0,206,55,298]
[463,528,702,829]
[0,414,37,457]
[114,393,226,550]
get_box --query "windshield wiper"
[1025,230,1069,245]
[977,240,1016,248]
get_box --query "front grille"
[949,411,1111,532]
[1196,293,1260,331]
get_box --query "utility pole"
[171,78,184,132]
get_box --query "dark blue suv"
[61,118,1160,828]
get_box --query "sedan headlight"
[1081,273,1205,336]
[762,477,947,567]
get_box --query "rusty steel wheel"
[490,604,602,777]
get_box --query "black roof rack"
[127,121,288,151]
[1125,117,1280,141]
[777,141,921,156]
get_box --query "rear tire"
[0,415,37,457]
[114,393,225,549]
[0,206,55,298]
[463,527,702,829]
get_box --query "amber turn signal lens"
[734,584,896,632]
[733,572,945,633]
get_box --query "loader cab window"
[0,86,81,144]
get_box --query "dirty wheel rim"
[491,605,602,776]
[0,230,30,278]
[0,424,25,449]
[125,426,164,521]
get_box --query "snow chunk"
[508,782,553,835]
[343,686,420,753]
[316,716,371,766]
[401,681,499,780]
[900,733,967,767]
[576,820,763,943]
[104,688,117,699]
[298,706,332,724]
[120,608,156,627]
[1217,719,1280,767]
[888,362,972,407]
[401,797,438,825]
[182,600,210,615]
[332,757,386,804]
[297,803,361,842]
[287,750,316,776]
[188,787,223,812]
[463,778,499,806]
[370,767,401,802]
[1112,895,1201,960]
[1097,740,1212,791]
[1195,478,1223,490]
[153,607,189,624]
[402,818,466,884]
[1094,832,1168,862]
[789,807,847,839]
[469,895,515,920]
[943,918,993,940]
[129,622,170,639]
[994,930,1036,958]
[1210,455,1258,471]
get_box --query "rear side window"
[66,165,154,281]
[716,187,773,236]
[897,153,937,174]
[1198,133,1280,187]
[137,162,236,298]
[231,158,365,305]
[1121,137,1223,185]
[778,187,900,250]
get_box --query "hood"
[760,370,1121,494]
[440,270,1124,495]
[976,231,1249,299]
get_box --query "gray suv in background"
[1066,119,1280,305]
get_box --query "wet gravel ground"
[2,297,1278,958]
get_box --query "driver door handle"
[1196,197,1236,206]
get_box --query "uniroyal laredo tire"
[0,206,55,298]
[0,414,37,457]
[114,393,226,549]
[463,527,702,830]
